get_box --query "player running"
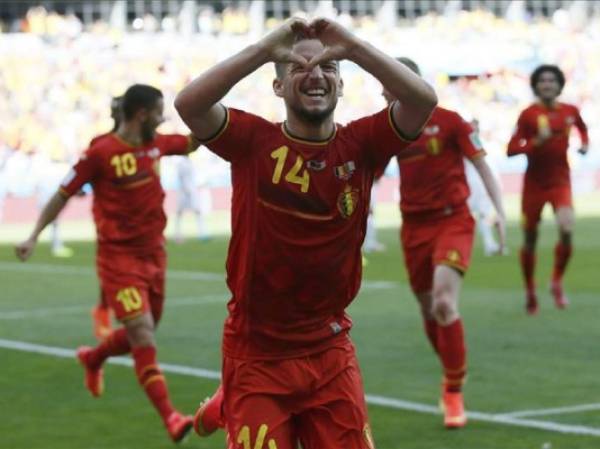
[508,64,589,314]
[15,84,200,442]
[383,58,506,429]
[175,18,437,448]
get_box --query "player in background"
[16,84,200,442]
[173,154,212,243]
[383,58,506,428]
[175,18,437,448]
[91,95,123,340]
[466,119,502,256]
[507,64,589,314]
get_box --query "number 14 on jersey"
[270,146,310,193]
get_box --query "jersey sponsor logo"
[307,159,327,171]
[334,161,355,180]
[337,185,359,219]
[469,131,483,150]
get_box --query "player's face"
[535,72,561,101]
[141,98,165,143]
[274,39,343,123]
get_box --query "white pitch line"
[1,338,600,438]
[0,261,396,290]
[0,295,228,320]
[498,403,600,419]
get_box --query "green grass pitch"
[0,217,598,449]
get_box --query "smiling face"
[273,39,343,124]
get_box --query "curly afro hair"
[530,64,565,96]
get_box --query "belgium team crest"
[337,185,359,219]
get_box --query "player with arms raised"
[508,65,589,314]
[176,17,437,448]
[383,58,506,428]
[16,84,199,442]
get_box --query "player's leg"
[193,384,225,436]
[174,207,185,244]
[401,223,437,352]
[430,212,474,429]
[142,250,193,441]
[222,357,297,449]
[431,264,467,428]
[519,186,545,314]
[551,202,574,308]
[296,344,375,449]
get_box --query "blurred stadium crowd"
[0,1,598,207]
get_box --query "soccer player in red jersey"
[15,84,199,442]
[508,65,589,314]
[383,58,506,428]
[175,18,437,448]
[91,95,123,341]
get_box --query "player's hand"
[578,144,589,155]
[306,18,360,67]
[494,216,507,256]
[15,238,36,262]
[258,17,312,66]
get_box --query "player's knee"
[124,315,155,347]
[431,291,458,325]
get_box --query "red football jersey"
[507,102,588,188]
[60,133,191,254]
[204,106,413,359]
[397,107,485,217]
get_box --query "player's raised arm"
[15,191,69,261]
[175,18,311,140]
[306,18,437,138]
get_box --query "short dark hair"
[397,57,421,76]
[122,84,163,120]
[530,64,565,95]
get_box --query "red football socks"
[437,319,467,393]
[423,319,439,353]
[552,243,572,283]
[86,328,130,369]
[519,248,536,293]
[132,346,175,422]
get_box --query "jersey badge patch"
[469,131,483,150]
[337,185,359,219]
[334,161,356,180]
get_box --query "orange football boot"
[550,281,569,309]
[440,390,467,429]
[76,346,104,397]
[193,385,224,436]
[166,412,193,443]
